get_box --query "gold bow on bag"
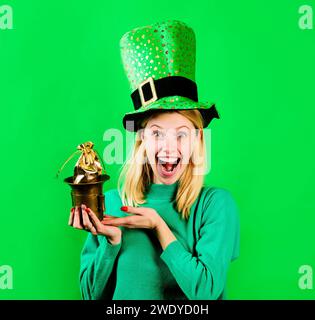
[56,141,106,183]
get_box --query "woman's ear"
[140,129,144,141]
[136,128,145,141]
[196,128,203,140]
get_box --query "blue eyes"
[177,132,188,138]
[152,130,162,137]
[152,130,187,138]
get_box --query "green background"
[0,0,314,299]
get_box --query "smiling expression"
[141,112,201,185]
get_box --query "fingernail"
[86,208,90,213]
[121,206,128,212]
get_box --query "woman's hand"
[101,206,162,230]
[68,204,122,245]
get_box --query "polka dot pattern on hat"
[120,20,196,92]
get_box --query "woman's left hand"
[101,206,162,230]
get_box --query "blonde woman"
[69,20,240,300]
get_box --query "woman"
[69,19,240,300]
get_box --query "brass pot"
[64,174,110,220]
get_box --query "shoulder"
[198,186,240,224]
[199,186,237,206]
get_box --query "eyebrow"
[149,124,190,130]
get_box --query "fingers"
[68,207,75,226]
[81,204,97,235]
[103,214,117,218]
[120,206,138,214]
[70,204,102,236]
[121,206,145,215]
[102,216,119,220]
[101,216,120,226]
[73,206,83,229]
[101,216,133,227]
[86,206,103,232]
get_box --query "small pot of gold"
[57,141,110,220]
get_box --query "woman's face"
[141,112,201,185]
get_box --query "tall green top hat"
[120,19,220,131]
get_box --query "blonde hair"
[117,109,206,220]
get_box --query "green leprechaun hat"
[120,19,220,132]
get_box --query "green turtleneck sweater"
[79,182,240,300]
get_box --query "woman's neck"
[145,181,179,201]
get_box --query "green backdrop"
[0,0,314,299]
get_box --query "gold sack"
[73,141,103,184]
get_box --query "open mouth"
[156,156,181,177]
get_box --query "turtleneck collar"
[145,181,179,201]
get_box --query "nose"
[157,131,179,155]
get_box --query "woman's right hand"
[68,204,122,245]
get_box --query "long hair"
[117,109,206,220]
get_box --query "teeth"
[157,157,179,164]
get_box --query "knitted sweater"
[79,182,240,300]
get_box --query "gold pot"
[64,174,110,220]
